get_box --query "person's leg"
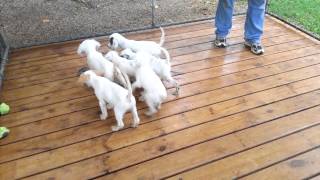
[214,0,235,47]
[244,0,266,54]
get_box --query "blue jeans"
[215,0,266,43]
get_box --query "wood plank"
[4,24,283,80]
[241,148,320,180]
[8,20,216,59]
[1,71,320,168]
[2,39,315,102]
[10,17,279,62]
[172,45,319,77]
[3,26,281,82]
[4,24,283,71]
[6,90,320,179]
[6,20,278,69]
[162,21,278,50]
[4,68,79,90]
[8,88,92,113]
[8,16,249,61]
[0,16,318,180]
[167,121,320,180]
[266,15,320,45]
[11,15,250,55]
[5,58,84,80]
[2,52,320,130]
[171,41,314,85]
[1,78,76,102]
[127,17,245,43]
[6,44,320,114]
[170,28,291,57]
[3,32,308,82]
[172,38,315,66]
[48,106,320,180]
[0,96,97,128]
[2,53,320,146]
[3,31,300,90]
[103,112,320,180]
[310,175,320,180]
[6,22,231,63]
[2,31,295,91]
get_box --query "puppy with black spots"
[108,27,168,58]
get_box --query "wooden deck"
[1,15,320,179]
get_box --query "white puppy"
[108,27,167,57]
[121,48,180,95]
[78,70,139,131]
[77,39,114,79]
[77,39,127,87]
[131,52,168,116]
[104,51,138,78]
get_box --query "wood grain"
[1,16,319,180]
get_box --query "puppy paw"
[172,92,179,97]
[131,122,139,128]
[172,88,180,96]
[144,111,155,117]
[111,125,123,132]
[100,114,107,120]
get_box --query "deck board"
[0,15,320,179]
[3,21,282,81]
[3,30,293,90]
[2,65,320,163]
[241,148,320,180]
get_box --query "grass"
[268,0,320,38]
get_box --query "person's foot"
[213,37,227,48]
[244,41,264,55]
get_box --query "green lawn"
[268,0,320,38]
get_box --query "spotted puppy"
[108,27,167,58]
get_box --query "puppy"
[131,52,167,116]
[77,39,127,87]
[104,51,138,78]
[77,39,114,78]
[108,27,167,57]
[121,48,180,95]
[78,70,139,131]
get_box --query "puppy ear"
[78,74,90,84]
[109,37,119,50]
[113,39,119,49]
[93,70,105,76]
[78,67,90,76]
[110,37,114,46]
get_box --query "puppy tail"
[113,65,133,102]
[160,47,171,64]
[159,27,165,47]
[124,73,133,102]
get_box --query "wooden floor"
[1,15,320,179]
